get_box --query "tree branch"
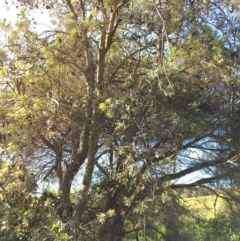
[169,175,225,189]
[160,153,240,183]
[64,0,78,18]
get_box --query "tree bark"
[98,215,125,241]
[98,191,129,241]
[57,124,90,222]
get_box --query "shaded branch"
[161,153,240,183]
[95,161,109,177]
[169,175,225,189]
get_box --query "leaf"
[96,212,107,223]
[106,209,115,217]
[99,102,106,111]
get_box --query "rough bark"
[70,107,98,239]
[57,124,90,222]
[98,215,125,241]
[98,191,128,241]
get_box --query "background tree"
[0,0,240,240]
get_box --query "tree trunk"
[98,215,124,241]
[57,173,73,222]
[98,191,129,241]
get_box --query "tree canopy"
[0,0,240,240]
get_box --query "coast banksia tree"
[0,0,240,240]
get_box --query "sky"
[0,1,52,35]
[0,1,213,188]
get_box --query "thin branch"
[124,227,144,235]
[95,161,109,177]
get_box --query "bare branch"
[169,175,224,189]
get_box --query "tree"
[0,159,68,240]
[0,0,240,240]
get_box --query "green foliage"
[0,0,240,240]
[202,213,240,241]
[0,186,68,240]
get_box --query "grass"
[181,195,225,219]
